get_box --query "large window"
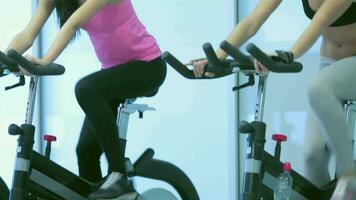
[0,0,34,186]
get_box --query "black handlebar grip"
[162,51,196,79]
[0,51,20,72]
[162,51,233,79]
[220,41,252,66]
[246,43,302,73]
[7,49,65,76]
[31,63,65,76]
[202,43,235,75]
[202,43,222,73]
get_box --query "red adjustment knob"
[272,134,287,142]
[43,134,57,142]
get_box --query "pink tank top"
[81,0,161,69]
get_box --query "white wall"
[41,1,237,200]
[0,0,34,186]
[237,0,323,191]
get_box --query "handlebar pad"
[202,43,234,75]
[202,43,221,70]
[0,51,20,72]
[246,43,302,73]
[162,52,196,79]
[7,49,65,76]
[220,41,255,71]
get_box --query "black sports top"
[301,0,356,27]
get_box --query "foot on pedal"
[88,172,135,200]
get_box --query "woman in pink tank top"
[5,0,166,199]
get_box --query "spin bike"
[162,41,339,200]
[0,49,199,200]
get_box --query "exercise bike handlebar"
[220,41,303,73]
[0,51,20,72]
[163,41,303,80]
[246,43,303,73]
[219,40,254,70]
[0,49,65,76]
[161,52,199,79]
[7,49,65,76]
[162,43,234,80]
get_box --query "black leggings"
[75,57,166,182]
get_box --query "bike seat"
[116,88,159,105]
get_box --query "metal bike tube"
[242,75,268,200]
[30,170,87,200]
[254,75,267,121]
[25,77,39,124]
[10,77,38,200]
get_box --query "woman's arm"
[5,0,55,54]
[216,0,282,59]
[40,0,120,65]
[193,0,282,77]
[290,0,354,59]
